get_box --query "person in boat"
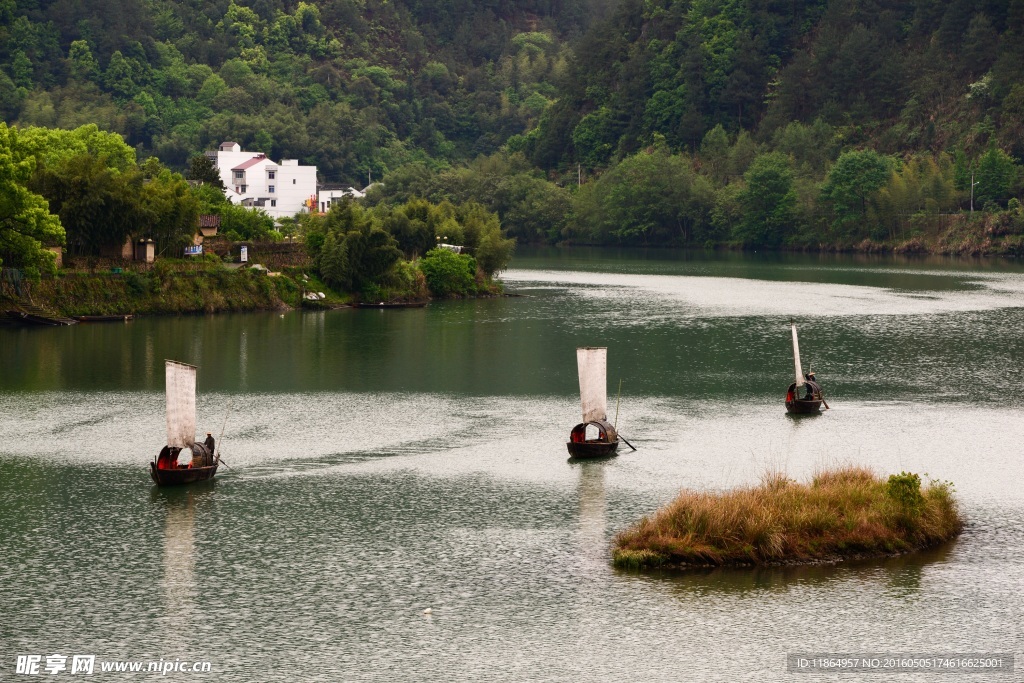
[204,432,215,455]
[803,371,819,400]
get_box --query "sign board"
[184,245,203,256]
[240,246,248,263]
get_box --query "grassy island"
[613,467,962,570]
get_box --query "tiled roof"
[197,215,221,227]
[231,155,268,171]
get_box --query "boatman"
[204,432,216,457]
[804,371,818,399]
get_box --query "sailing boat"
[149,360,219,486]
[567,347,620,458]
[785,323,826,414]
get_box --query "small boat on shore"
[74,314,133,322]
[567,347,630,458]
[785,322,827,414]
[150,360,219,486]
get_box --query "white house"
[317,184,366,213]
[205,142,317,220]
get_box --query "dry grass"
[613,466,963,570]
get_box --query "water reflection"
[642,541,956,599]
[573,460,608,567]
[153,484,216,653]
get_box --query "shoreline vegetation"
[4,235,1021,320]
[613,467,963,571]
[0,243,505,319]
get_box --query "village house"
[194,215,220,246]
[316,183,367,213]
[205,142,318,220]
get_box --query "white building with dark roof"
[205,142,317,220]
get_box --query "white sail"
[791,323,805,388]
[165,360,197,448]
[577,347,608,423]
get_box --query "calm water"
[1,248,1022,680]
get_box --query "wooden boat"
[568,419,620,457]
[75,314,133,322]
[150,360,220,486]
[567,347,621,458]
[785,322,826,414]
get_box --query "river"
[1,248,1021,680]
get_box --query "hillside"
[2,0,1023,252]
[0,0,611,183]
[525,0,1024,169]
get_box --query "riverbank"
[613,467,963,570]
[555,211,1024,256]
[1,263,304,318]
[0,258,504,319]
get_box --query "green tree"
[28,153,147,256]
[27,153,144,258]
[315,202,402,291]
[67,40,99,82]
[103,51,138,99]
[455,201,514,276]
[736,152,797,246]
[392,198,441,257]
[568,146,712,245]
[141,167,200,256]
[419,247,476,297]
[974,144,1016,208]
[820,150,894,235]
[187,154,225,190]
[572,106,620,168]
[15,124,136,171]
[218,203,276,241]
[872,155,955,239]
[0,123,64,273]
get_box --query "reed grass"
[613,467,962,570]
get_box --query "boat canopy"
[787,379,822,397]
[577,347,608,423]
[165,360,197,448]
[569,419,618,443]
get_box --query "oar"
[821,396,830,410]
[214,397,235,464]
[612,379,636,450]
[614,378,622,430]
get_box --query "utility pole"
[970,171,979,214]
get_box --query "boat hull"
[786,398,823,414]
[150,461,218,486]
[566,440,619,458]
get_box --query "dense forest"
[3,0,1024,265]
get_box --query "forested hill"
[0,0,615,183]
[3,0,1022,175]
[4,0,1024,255]
[525,0,1024,169]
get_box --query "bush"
[886,471,924,514]
[419,248,476,297]
[123,271,148,296]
